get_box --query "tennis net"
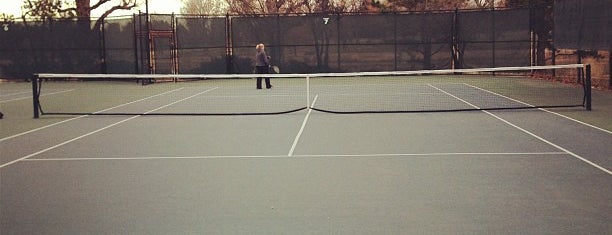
[32,64,591,117]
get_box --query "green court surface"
[1,78,611,234]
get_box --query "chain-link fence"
[0,7,567,78]
[0,20,101,78]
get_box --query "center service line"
[288,95,318,156]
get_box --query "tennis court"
[1,67,610,234]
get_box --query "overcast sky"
[1,0,183,17]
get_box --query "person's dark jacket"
[255,50,270,67]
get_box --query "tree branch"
[93,1,137,30]
[90,0,114,11]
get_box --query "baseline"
[20,151,569,162]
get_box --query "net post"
[32,74,40,119]
[585,64,592,111]
[306,75,311,109]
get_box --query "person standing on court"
[255,43,272,89]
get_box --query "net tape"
[37,64,586,80]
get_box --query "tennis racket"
[270,65,280,74]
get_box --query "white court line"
[0,87,218,169]
[203,94,303,98]
[144,87,218,113]
[310,82,467,88]
[464,83,612,134]
[20,152,568,162]
[0,116,139,168]
[428,84,612,175]
[313,92,442,96]
[0,88,184,142]
[288,95,318,156]
[0,90,31,97]
[0,89,75,104]
[542,110,612,134]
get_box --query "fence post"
[529,2,534,65]
[226,13,232,74]
[172,13,179,75]
[336,12,341,72]
[491,7,496,68]
[276,14,281,71]
[393,11,398,71]
[133,13,139,74]
[452,8,461,69]
[100,20,107,73]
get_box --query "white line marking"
[465,83,612,134]
[93,88,187,113]
[0,89,75,103]
[299,152,569,157]
[312,92,443,97]
[23,155,291,161]
[0,116,139,168]
[541,109,612,134]
[144,87,219,113]
[288,95,318,156]
[0,87,218,169]
[429,84,612,175]
[0,116,84,142]
[202,94,303,98]
[20,152,568,162]
[489,117,612,175]
[0,88,184,142]
[0,90,31,97]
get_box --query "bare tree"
[181,0,228,15]
[22,0,75,21]
[301,0,366,13]
[223,0,364,15]
[225,0,301,15]
[469,0,497,8]
[500,0,552,7]
[22,0,138,30]
[375,0,468,11]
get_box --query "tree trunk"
[76,0,91,18]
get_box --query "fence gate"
[135,13,178,75]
